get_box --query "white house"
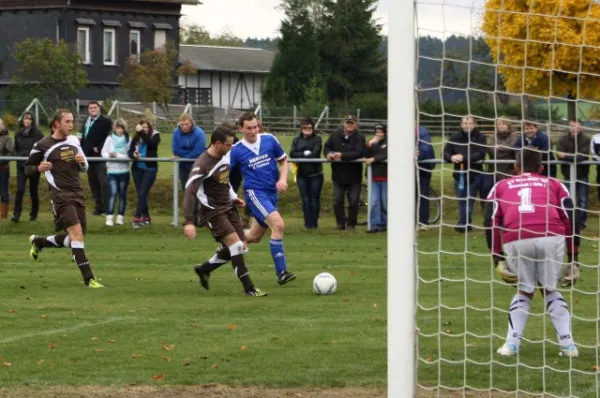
[178,44,275,110]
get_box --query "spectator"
[79,101,112,215]
[12,112,43,223]
[101,119,132,227]
[290,117,323,229]
[0,118,14,220]
[590,128,600,201]
[443,116,488,233]
[128,119,161,228]
[416,125,436,230]
[515,121,556,178]
[172,113,206,225]
[365,124,388,233]
[557,119,590,228]
[487,117,517,182]
[324,114,366,230]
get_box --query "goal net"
[414,1,600,396]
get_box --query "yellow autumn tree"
[481,0,600,119]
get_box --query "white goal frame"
[388,0,417,397]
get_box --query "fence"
[0,157,377,231]
[2,99,387,137]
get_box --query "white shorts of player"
[503,235,565,294]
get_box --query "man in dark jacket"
[12,112,44,222]
[365,124,387,233]
[324,115,366,230]
[443,116,488,232]
[79,101,112,215]
[515,122,557,178]
[417,125,436,229]
[557,119,591,228]
[290,117,323,229]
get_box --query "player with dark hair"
[195,112,296,286]
[184,125,267,297]
[485,147,579,357]
[25,109,104,288]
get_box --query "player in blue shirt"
[193,113,296,285]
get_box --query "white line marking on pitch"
[0,316,132,344]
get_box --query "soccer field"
[0,215,387,397]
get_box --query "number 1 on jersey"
[518,187,535,213]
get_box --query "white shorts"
[503,236,565,293]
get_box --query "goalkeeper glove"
[495,261,518,284]
[560,253,581,287]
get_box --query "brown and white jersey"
[25,135,88,202]
[183,151,237,225]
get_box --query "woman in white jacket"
[101,119,131,226]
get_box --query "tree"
[482,0,600,120]
[318,0,385,105]
[180,23,243,47]
[118,42,179,114]
[263,0,321,105]
[11,38,88,108]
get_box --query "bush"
[1,112,18,131]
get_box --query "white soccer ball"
[312,272,337,295]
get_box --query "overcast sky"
[181,0,485,40]
[182,0,390,39]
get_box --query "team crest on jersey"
[60,148,76,162]
[219,169,230,184]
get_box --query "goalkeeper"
[483,147,579,357]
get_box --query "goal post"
[388,0,417,397]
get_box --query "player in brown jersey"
[25,109,104,289]
[183,125,267,297]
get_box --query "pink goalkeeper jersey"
[487,173,574,256]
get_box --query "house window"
[77,27,90,64]
[103,28,116,65]
[154,29,166,49]
[130,30,141,57]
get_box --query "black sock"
[231,254,254,292]
[71,241,94,285]
[217,246,231,261]
[197,261,224,275]
[34,234,70,248]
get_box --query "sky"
[181,0,390,39]
[181,0,486,40]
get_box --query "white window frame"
[77,26,91,64]
[154,29,166,49]
[129,29,141,57]
[103,28,116,66]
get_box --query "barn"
[178,44,275,110]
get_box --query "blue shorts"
[245,189,278,228]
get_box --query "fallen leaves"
[90,337,98,341]
[192,323,202,328]
[162,356,171,362]
[161,341,175,351]
[594,365,600,372]
[8,309,16,314]
[227,324,237,331]
[151,374,164,381]
[108,339,116,344]
[240,345,247,352]
[132,354,143,359]
[211,364,219,369]
[36,360,44,365]
[3,362,11,367]
[41,314,49,319]
[48,343,56,349]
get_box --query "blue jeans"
[576,181,589,226]
[455,174,484,227]
[418,172,431,225]
[0,169,9,203]
[297,174,324,228]
[108,173,130,216]
[370,180,388,228]
[132,167,157,219]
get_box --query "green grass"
[0,216,387,391]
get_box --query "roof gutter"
[56,0,71,44]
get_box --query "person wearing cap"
[323,114,366,230]
[365,124,388,232]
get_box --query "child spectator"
[101,118,131,226]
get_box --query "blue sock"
[269,239,287,275]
